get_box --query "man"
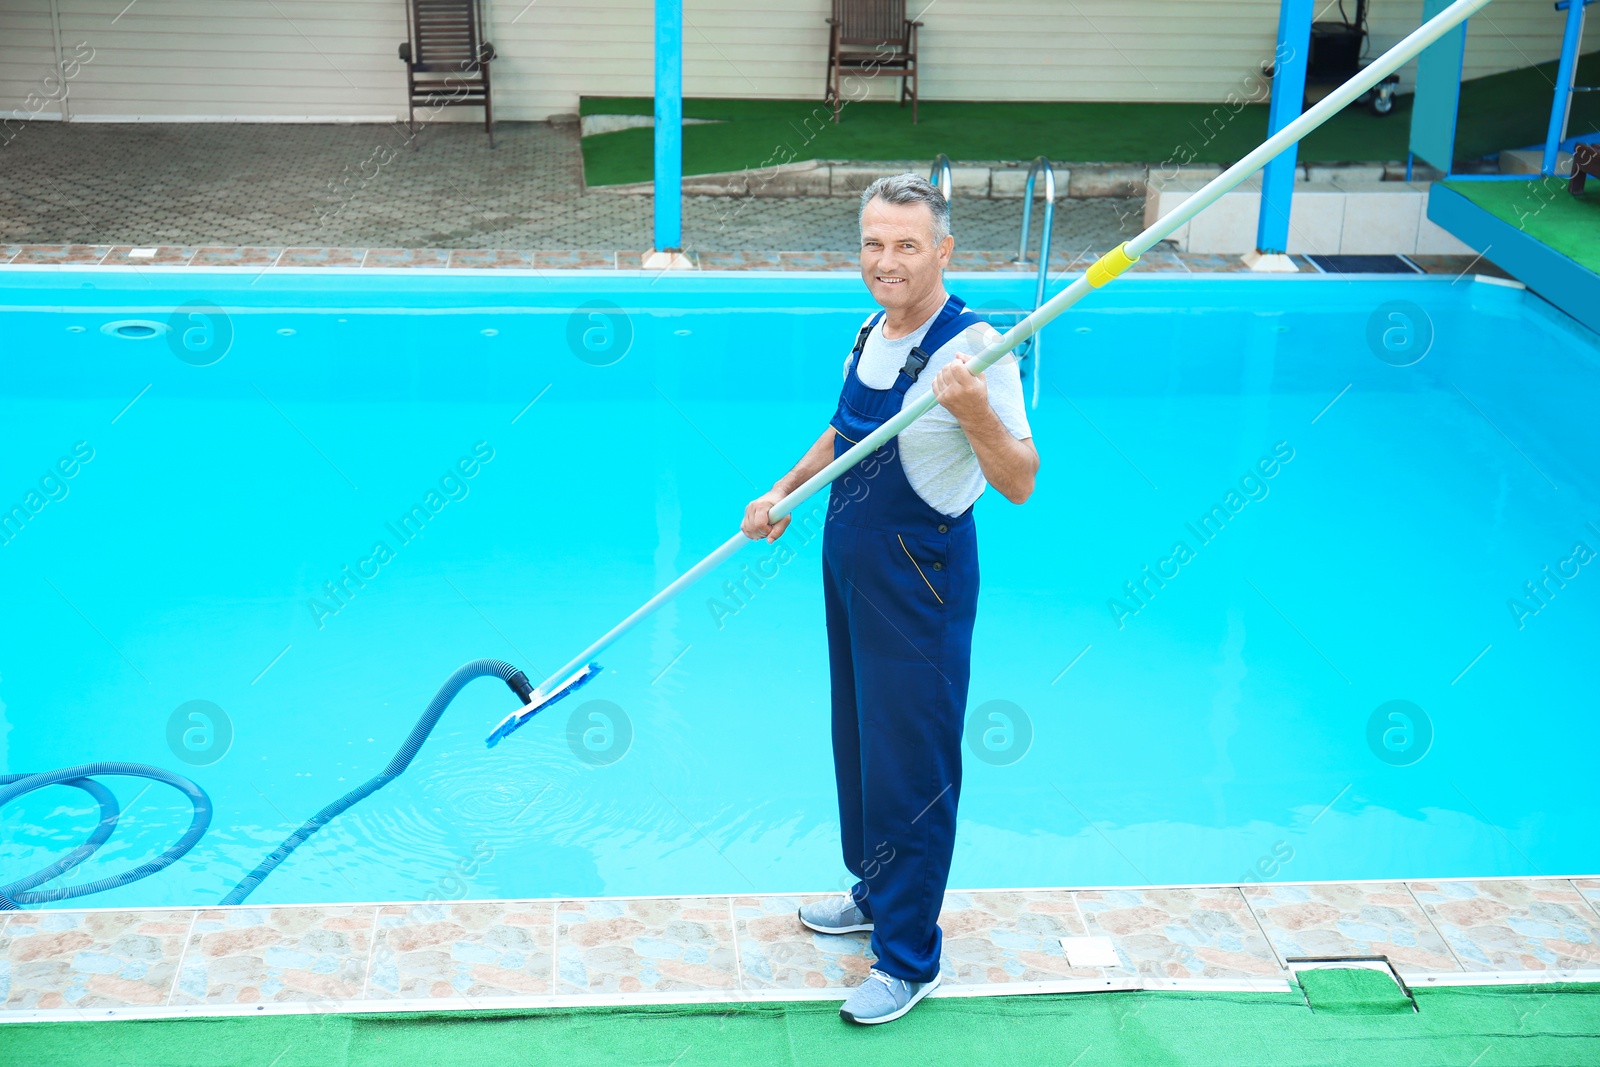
[742,174,1039,1025]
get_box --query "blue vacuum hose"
[0,659,534,911]
[0,764,211,909]
[220,659,531,904]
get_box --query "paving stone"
[0,122,1140,254]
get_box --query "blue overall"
[823,294,983,983]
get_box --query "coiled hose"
[0,659,534,911]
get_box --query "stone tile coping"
[0,245,1499,278]
[587,160,1450,199]
[3,875,1597,1024]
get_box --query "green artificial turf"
[580,52,1600,185]
[1296,967,1416,1015]
[1442,176,1600,274]
[7,985,1600,1067]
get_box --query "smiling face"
[859,197,954,315]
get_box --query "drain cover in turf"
[1297,966,1415,1014]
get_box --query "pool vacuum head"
[485,661,601,747]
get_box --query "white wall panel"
[50,0,407,120]
[1,0,1590,124]
[2,0,69,123]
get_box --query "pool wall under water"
[1,268,1597,909]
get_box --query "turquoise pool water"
[2,269,1597,909]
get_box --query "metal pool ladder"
[1012,156,1056,409]
[928,153,952,200]
[926,153,1057,409]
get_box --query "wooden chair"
[825,0,921,124]
[1570,142,1598,196]
[398,0,496,146]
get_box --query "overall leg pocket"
[847,531,945,662]
[896,533,949,607]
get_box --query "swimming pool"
[2,268,1597,910]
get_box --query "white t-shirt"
[842,306,1032,517]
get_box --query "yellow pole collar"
[1085,243,1139,288]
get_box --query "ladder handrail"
[928,153,952,201]
[1013,157,1056,298]
[1012,157,1056,409]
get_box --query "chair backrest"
[408,0,484,71]
[832,0,908,47]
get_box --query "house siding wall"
[0,0,1591,123]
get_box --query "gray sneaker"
[797,894,873,934]
[839,968,941,1025]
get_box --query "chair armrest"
[480,41,496,62]
[398,41,412,62]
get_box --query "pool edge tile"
[534,249,617,270]
[11,244,113,265]
[554,896,739,996]
[171,905,378,1007]
[0,913,13,1006]
[1572,879,1600,923]
[1074,886,1285,981]
[1176,251,1250,273]
[1242,881,1463,974]
[448,249,536,270]
[941,889,1126,988]
[7,878,1600,1021]
[189,246,285,267]
[731,894,868,994]
[0,247,1512,276]
[1128,250,1190,273]
[103,245,201,266]
[4,909,193,1010]
[696,251,783,272]
[776,251,856,271]
[360,248,452,269]
[277,247,366,268]
[161,911,202,1007]
[948,250,1029,273]
[1409,879,1600,974]
[365,901,556,1001]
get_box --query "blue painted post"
[1543,0,1590,178]
[1408,0,1468,176]
[653,0,683,252]
[1256,0,1313,255]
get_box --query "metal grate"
[1305,254,1422,274]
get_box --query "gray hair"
[859,173,950,244]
